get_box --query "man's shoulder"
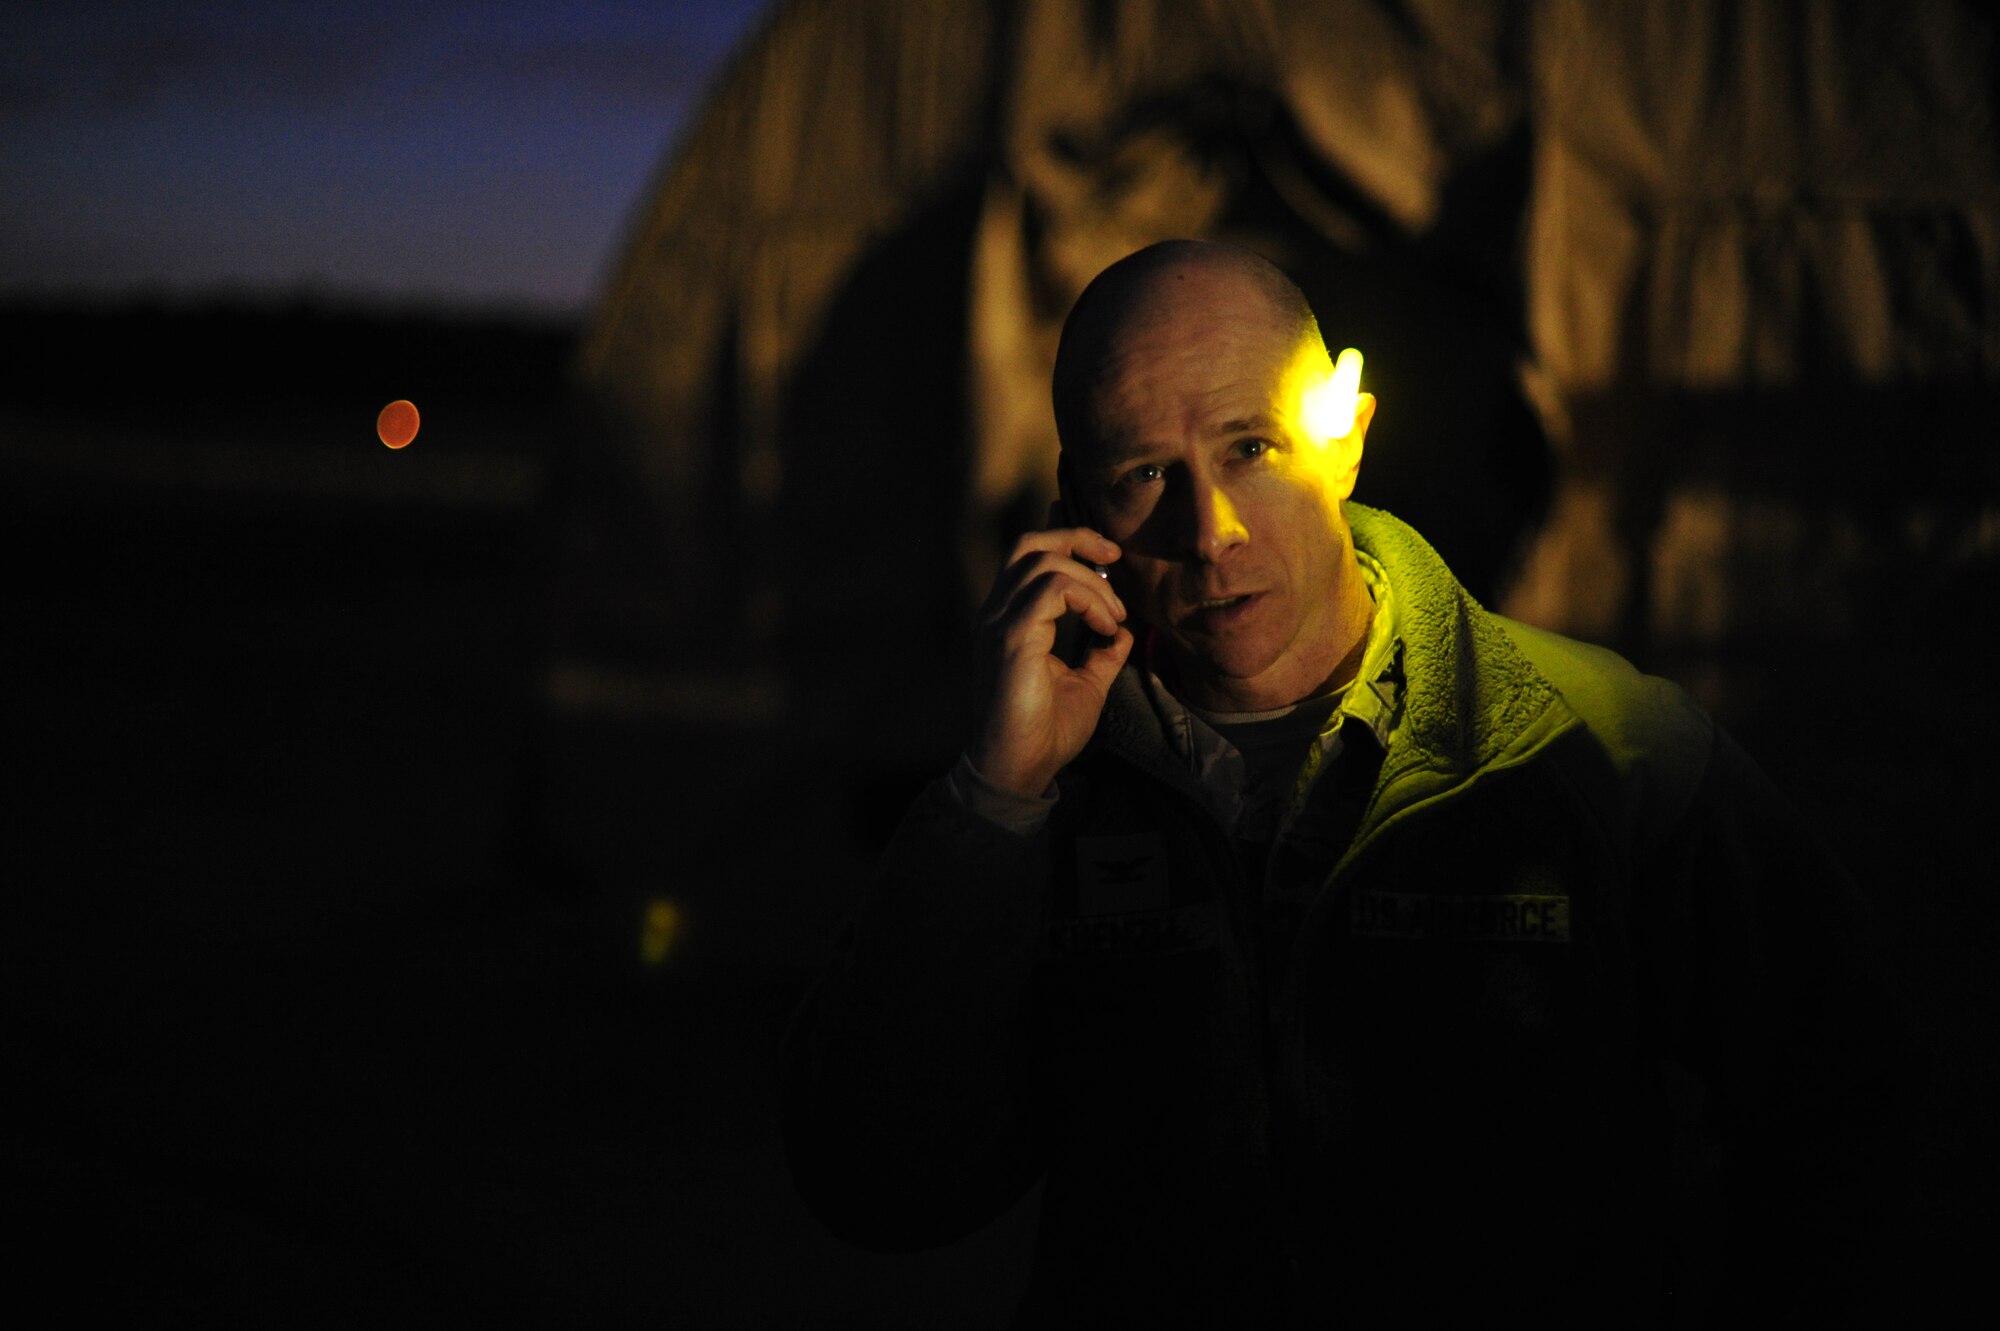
[1351,502,1713,781]
[1489,612,1715,802]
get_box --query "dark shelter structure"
[578,0,1999,749]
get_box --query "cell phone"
[1050,457,1114,667]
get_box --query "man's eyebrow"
[1091,413,1283,468]
[1091,435,1155,468]
[1217,412,1278,435]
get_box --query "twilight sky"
[2,0,771,317]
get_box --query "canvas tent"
[575,0,1999,740]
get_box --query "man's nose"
[1183,475,1248,561]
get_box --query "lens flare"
[640,897,683,967]
[377,399,420,449]
[1300,348,1363,442]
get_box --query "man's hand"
[967,527,1133,799]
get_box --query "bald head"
[1041,240,1373,711]
[1053,241,1324,458]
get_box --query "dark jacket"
[786,505,1907,1327]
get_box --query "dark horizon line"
[0,281,593,330]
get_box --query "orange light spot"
[377,399,420,449]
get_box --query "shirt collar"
[1335,547,1405,755]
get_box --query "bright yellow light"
[1300,347,1364,442]
[640,897,683,967]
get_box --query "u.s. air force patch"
[1348,890,1572,943]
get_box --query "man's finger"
[1006,526,1122,570]
[986,556,1125,632]
[997,583,1107,660]
[1075,626,1134,689]
[978,528,1123,623]
[995,568,1124,645]
[980,539,1103,621]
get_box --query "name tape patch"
[1047,904,1217,959]
[1349,890,1571,943]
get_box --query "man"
[785,242,1905,1326]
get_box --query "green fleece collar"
[1094,505,1567,800]
[1344,504,1564,780]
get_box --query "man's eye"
[1233,438,1272,460]
[1123,463,1165,487]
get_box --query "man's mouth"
[1182,592,1260,628]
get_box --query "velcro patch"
[1349,890,1571,943]
[1047,904,1216,959]
[1074,833,1171,916]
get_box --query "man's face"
[1072,270,1370,709]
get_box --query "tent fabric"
[581,0,999,542]
[1509,0,2000,654]
[1530,0,2000,392]
[577,0,1998,694]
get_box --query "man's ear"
[1328,392,1374,503]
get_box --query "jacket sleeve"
[1637,725,1922,1323]
[781,776,1052,1251]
